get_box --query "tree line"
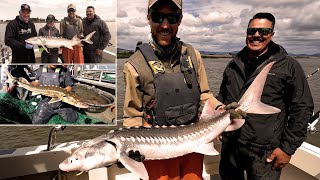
[0,18,61,23]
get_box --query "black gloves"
[128,150,145,162]
[224,102,247,119]
[116,150,145,168]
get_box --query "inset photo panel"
[0,64,115,125]
[0,0,116,64]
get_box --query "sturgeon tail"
[200,61,280,132]
[5,69,30,85]
[237,61,281,114]
[82,31,96,45]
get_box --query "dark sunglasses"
[150,12,181,24]
[247,28,273,36]
[68,9,76,13]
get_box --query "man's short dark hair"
[87,6,94,10]
[248,12,276,30]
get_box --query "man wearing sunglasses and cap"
[60,4,84,64]
[123,0,224,179]
[217,13,314,180]
[38,14,61,63]
[5,4,37,63]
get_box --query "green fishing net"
[0,93,107,124]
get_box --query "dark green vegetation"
[0,93,108,124]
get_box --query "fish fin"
[200,100,225,120]
[38,38,49,53]
[224,118,245,132]
[199,100,225,122]
[118,152,149,180]
[65,45,74,50]
[82,31,96,44]
[193,142,219,155]
[237,62,281,114]
[48,97,62,103]
[246,102,281,114]
[5,70,30,86]
[72,35,79,41]
[5,69,18,83]
[19,77,30,84]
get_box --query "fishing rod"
[46,125,67,151]
[306,66,320,79]
[308,111,320,134]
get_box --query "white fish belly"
[138,141,197,160]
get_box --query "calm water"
[0,57,319,150]
[0,21,116,53]
[117,57,320,147]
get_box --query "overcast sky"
[0,0,116,21]
[118,0,320,55]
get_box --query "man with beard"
[123,0,224,179]
[60,4,84,64]
[217,12,314,180]
[83,6,111,63]
[5,4,37,63]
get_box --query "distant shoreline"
[0,20,115,24]
[117,52,320,59]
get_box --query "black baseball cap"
[20,4,31,12]
[46,14,56,22]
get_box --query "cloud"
[199,11,234,25]
[117,0,320,54]
[117,10,128,18]
[129,18,148,28]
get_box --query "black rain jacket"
[5,16,37,63]
[217,41,314,155]
[83,15,111,51]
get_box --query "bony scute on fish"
[59,62,280,180]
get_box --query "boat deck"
[0,140,319,180]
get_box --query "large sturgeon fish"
[59,62,280,179]
[6,71,88,109]
[25,31,96,53]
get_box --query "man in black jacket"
[83,6,111,63]
[5,4,37,63]
[217,12,314,180]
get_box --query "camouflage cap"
[46,14,56,22]
[148,0,182,9]
[67,4,76,11]
[20,4,31,12]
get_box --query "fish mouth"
[59,157,84,172]
[59,161,73,172]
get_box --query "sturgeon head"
[59,135,118,172]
